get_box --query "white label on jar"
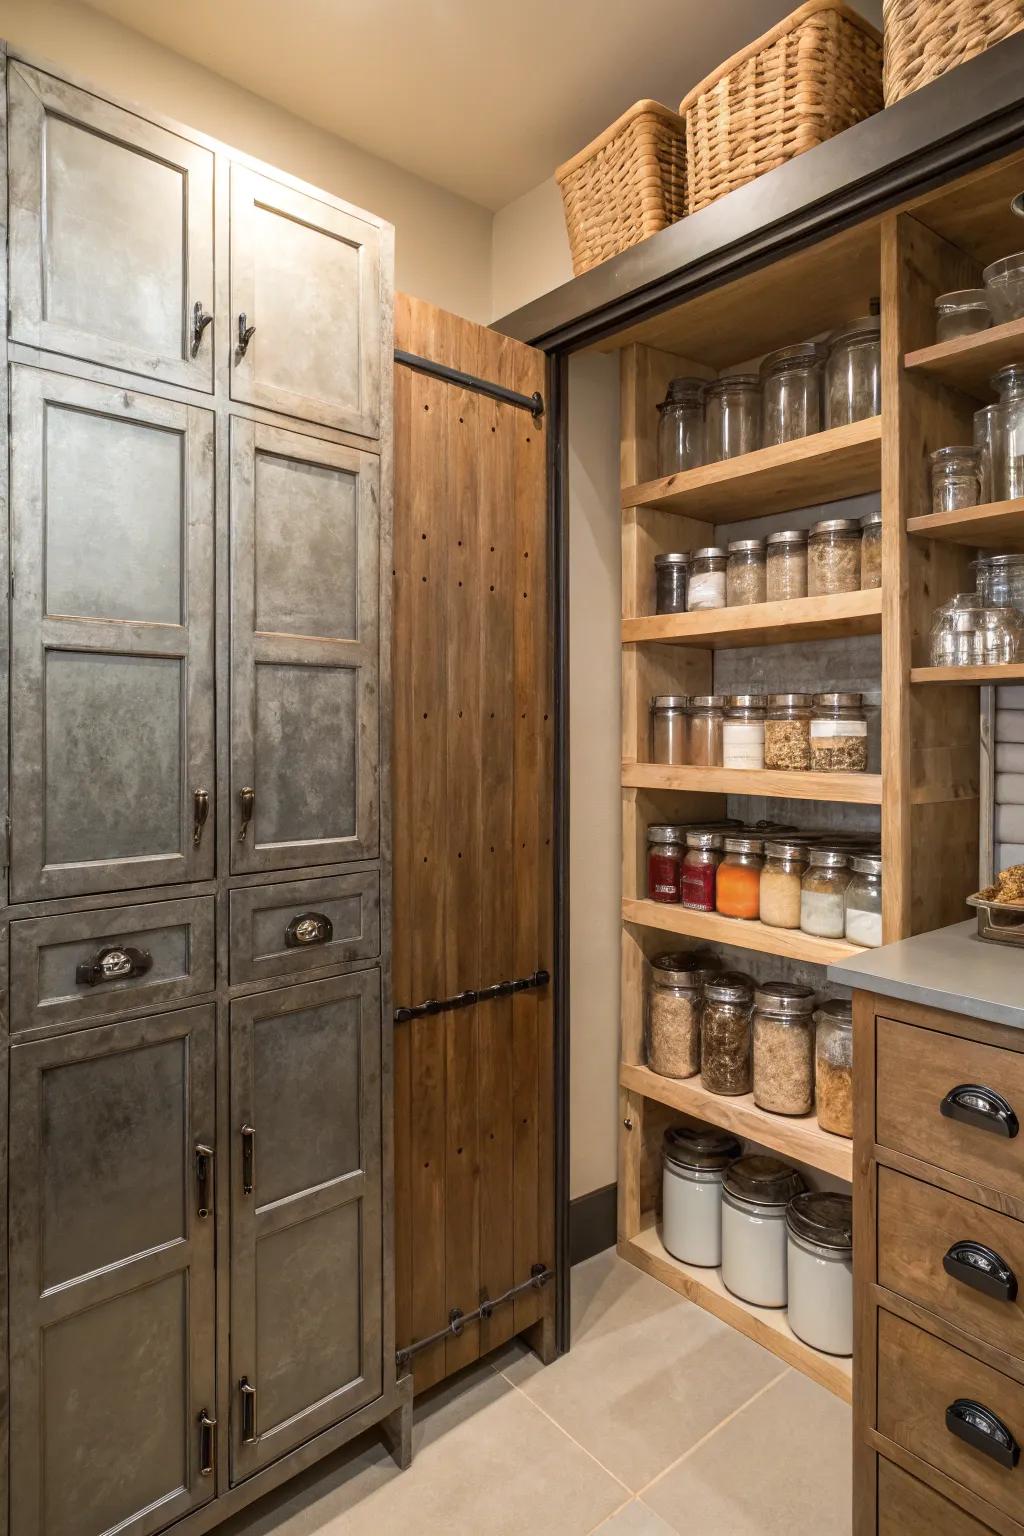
[810,718,867,738]
[722,721,765,769]
[687,571,726,610]
[845,905,882,947]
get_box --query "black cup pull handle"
[943,1240,1018,1303]
[946,1398,1020,1469]
[940,1084,1019,1139]
[75,945,153,986]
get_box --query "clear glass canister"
[810,692,868,772]
[662,1126,742,1268]
[808,518,862,596]
[760,840,808,930]
[825,315,881,428]
[765,528,808,601]
[764,693,813,772]
[681,831,723,912]
[705,375,761,462]
[701,972,755,1095]
[716,836,763,920]
[655,552,689,614]
[650,695,687,764]
[687,546,727,611]
[753,982,816,1116]
[801,849,851,939]
[977,552,1024,609]
[983,253,1024,323]
[723,695,765,770]
[974,402,1005,505]
[815,999,854,1137]
[657,377,707,476]
[845,852,883,947]
[647,953,721,1078]
[760,342,825,446]
[930,445,981,514]
[786,1192,853,1356]
[646,824,685,904]
[935,288,991,342]
[726,539,767,607]
[721,1155,805,1308]
[992,365,1024,499]
[860,510,882,590]
[687,695,725,767]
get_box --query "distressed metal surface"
[229,871,380,985]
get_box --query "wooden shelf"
[623,588,882,649]
[912,663,1024,684]
[621,1062,853,1180]
[906,497,1024,550]
[621,417,882,524]
[623,1218,853,1403]
[622,897,866,965]
[904,315,1024,398]
[622,762,883,805]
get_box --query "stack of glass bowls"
[930,593,1024,667]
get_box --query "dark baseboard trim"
[569,1183,617,1266]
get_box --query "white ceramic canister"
[661,1125,743,1267]
[786,1191,854,1356]
[721,1154,805,1308]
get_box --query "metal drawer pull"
[238,785,255,842]
[946,1398,1020,1469]
[198,1410,216,1476]
[944,1240,1018,1303]
[192,788,210,848]
[241,1124,256,1196]
[75,945,153,986]
[940,1084,1019,1138]
[284,911,334,948]
[195,1144,214,1220]
[237,312,256,356]
[191,301,213,358]
[240,1378,257,1443]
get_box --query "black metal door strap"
[396,1264,554,1368]
[395,347,544,421]
[394,968,550,1024]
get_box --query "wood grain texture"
[878,1457,997,1535]
[622,896,865,963]
[853,989,879,1536]
[905,316,1024,401]
[622,762,883,803]
[913,664,1024,684]
[623,587,883,647]
[907,499,1024,549]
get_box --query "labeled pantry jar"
[723,695,765,770]
[705,375,760,462]
[701,971,754,1096]
[753,983,816,1116]
[845,852,882,948]
[760,840,808,931]
[808,517,862,596]
[726,539,766,607]
[681,830,724,912]
[654,551,689,614]
[810,693,868,773]
[765,528,808,601]
[716,836,763,920]
[760,342,824,446]
[801,849,851,939]
[647,952,721,1079]
[815,999,853,1138]
[687,547,727,611]
[662,1126,742,1268]
[824,314,881,428]
[930,445,981,514]
[721,1155,805,1308]
[786,1191,853,1356]
[764,693,813,772]
[860,509,882,590]
[650,694,687,764]
[657,377,707,476]
[687,695,724,767]
[647,824,685,903]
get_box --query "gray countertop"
[828,920,1024,1030]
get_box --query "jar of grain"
[844,853,883,947]
[681,831,724,912]
[752,982,816,1116]
[825,315,881,427]
[810,693,868,773]
[687,547,727,610]
[760,840,808,930]
[765,529,808,601]
[650,695,687,764]
[808,518,862,596]
[815,999,854,1138]
[647,951,721,1078]
[662,1126,742,1268]
[860,510,882,589]
[657,377,707,476]
[687,695,725,767]
[654,552,689,614]
[760,342,825,446]
[723,695,765,770]
[701,972,754,1095]
[716,836,763,920]
[786,1191,853,1356]
[930,446,982,514]
[721,1155,805,1308]
[705,375,760,462]
[646,824,685,903]
[726,539,767,606]
[764,693,813,771]
[800,849,851,939]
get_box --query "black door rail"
[394,968,550,1025]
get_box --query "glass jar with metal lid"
[800,849,851,939]
[723,695,765,770]
[760,840,808,930]
[808,517,862,596]
[765,528,808,601]
[681,830,724,912]
[760,341,825,446]
[763,693,813,772]
[647,952,722,1080]
[974,402,1005,505]
[753,983,817,1116]
[935,289,990,342]
[657,377,707,476]
[860,509,882,590]
[930,445,982,514]
[662,1126,742,1268]
[845,852,882,948]
[716,835,763,920]
[701,971,754,1096]
[810,693,868,773]
[650,695,687,764]
[654,551,689,614]
[721,1155,806,1307]
[726,539,766,607]
[687,695,725,767]
[815,999,853,1137]
[825,314,881,427]
[786,1191,853,1356]
[646,824,685,904]
[705,374,760,462]
[993,365,1024,500]
[687,546,727,611]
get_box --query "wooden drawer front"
[878,1310,1024,1525]
[229,872,380,984]
[879,1167,1024,1360]
[876,1016,1024,1198]
[878,1457,994,1534]
[10,897,216,1035]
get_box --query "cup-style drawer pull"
[284,912,334,948]
[940,1084,1019,1139]
[946,1398,1021,1469]
[75,945,153,986]
[943,1240,1019,1303]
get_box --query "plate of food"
[967,864,1024,947]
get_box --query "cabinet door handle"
[240,1378,257,1443]
[940,1084,1019,1138]
[191,301,213,358]
[192,788,210,848]
[237,313,256,356]
[75,945,152,986]
[284,911,334,948]
[198,1410,216,1476]
[946,1398,1020,1469]
[195,1143,214,1220]
[241,1123,256,1196]
[944,1240,1018,1303]
[238,785,255,842]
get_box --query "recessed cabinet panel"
[8,61,214,389]
[229,872,380,985]
[255,663,357,845]
[254,451,359,639]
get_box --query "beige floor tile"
[594,1499,678,1534]
[642,1369,852,1535]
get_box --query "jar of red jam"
[647,824,684,903]
[681,831,724,911]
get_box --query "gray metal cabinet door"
[7,61,215,389]
[10,366,215,900]
[8,1005,218,1536]
[229,971,383,1482]
[230,419,380,872]
[229,165,381,436]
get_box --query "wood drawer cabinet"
[879,1458,995,1534]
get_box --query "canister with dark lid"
[721,1154,806,1307]
[786,1191,854,1356]
[662,1126,743,1268]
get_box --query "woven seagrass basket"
[883,0,1024,105]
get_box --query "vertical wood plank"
[853,989,880,1536]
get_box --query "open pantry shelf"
[623,897,865,965]
[623,1217,853,1403]
[621,1062,853,1180]
[904,314,1024,398]
[622,762,883,805]
[911,663,1024,684]
[621,416,882,523]
[623,588,882,649]
[906,496,1024,549]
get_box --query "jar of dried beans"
[800,849,851,939]
[753,982,816,1116]
[860,509,881,590]
[687,695,725,767]
[723,695,765,770]
[764,693,813,771]
[716,836,763,920]
[760,840,808,930]
[810,693,868,773]
[654,551,689,614]
[647,951,721,1079]
[815,999,854,1138]
[646,824,685,903]
[726,539,767,606]
[765,529,808,601]
[808,518,862,596]
[650,694,687,764]
[930,445,982,514]
[701,972,754,1095]
[681,831,723,911]
[687,547,727,610]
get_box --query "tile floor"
[224,1247,852,1536]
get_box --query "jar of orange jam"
[716,836,764,920]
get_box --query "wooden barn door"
[392,294,555,1391]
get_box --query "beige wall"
[491,177,572,321]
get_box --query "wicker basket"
[883,0,1024,106]
[556,100,687,276]
[680,0,883,216]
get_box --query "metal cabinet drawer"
[10,896,216,1036]
[229,872,380,985]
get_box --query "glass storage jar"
[760,342,824,446]
[723,695,765,770]
[930,594,986,666]
[764,693,813,771]
[815,999,854,1137]
[726,539,767,606]
[993,365,1024,500]
[687,547,727,610]
[983,253,1024,323]
[808,518,862,595]
[825,315,881,427]
[974,402,1006,505]
[930,445,982,514]
[801,849,851,939]
[765,528,808,601]
[646,824,685,903]
[977,552,1024,609]
[753,983,816,1116]
[760,840,808,930]
[705,375,760,462]
[721,1155,805,1308]
[662,1126,742,1268]
[934,289,991,341]
[810,693,868,772]
[687,695,725,767]
[701,972,754,1095]
[786,1192,853,1356]
[845,852,882,947]
[650,694,687,764]
[657,377,707,476]
[681,831,724,912]
[716,836,763,920]
[860,509,882,590]
[654,551,689,614]
[647,952,721,1078]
